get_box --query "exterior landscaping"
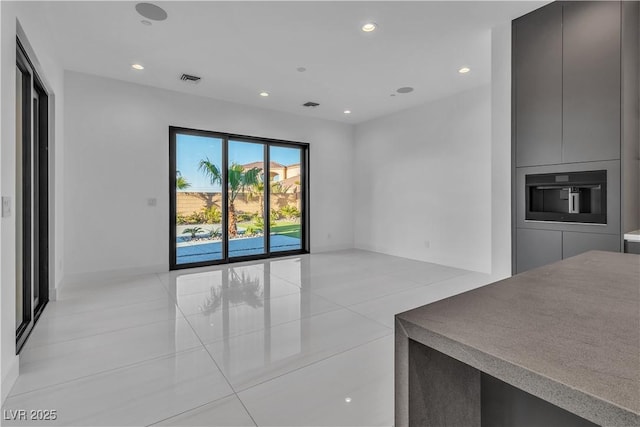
[175,135,303,263]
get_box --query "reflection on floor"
[177,235,302,263]
[2,249,495,426]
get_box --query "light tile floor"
[2,249,496,426]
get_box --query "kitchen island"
[395,251,640,427]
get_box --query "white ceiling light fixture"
[344,110,351,114]
[131,63,144,70]
[361,22,377,32]
[458,67,471,74]
[260,91,270,97]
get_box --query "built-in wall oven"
[525,170,607,224]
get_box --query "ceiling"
[40,1,548,124]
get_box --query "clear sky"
[176,134,301,192]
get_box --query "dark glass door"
[173,132,225,267]
[227,140,266,259]
[16,41,49,352]
[170,128,308,270]
[269,145,303,253]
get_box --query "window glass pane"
[175,134,224,265]
[228,140,266,257]
[16,65,24,329]
[269,146,302,252]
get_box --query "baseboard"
[311,243,354,253]
[1,355,19,404]
[48,285,57,301]
[61,264,167,288]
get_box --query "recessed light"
[260,91,269,97]
[362,22,377,32]
[345,397,352,403]
[459,67,471,74]
[344,110,351,114]
[131,64,144,70]
[296,67,307,72]
[396,87,414,94]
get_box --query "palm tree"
[248,178,265,217]
[176,171,191,190]
[198,158,260,237]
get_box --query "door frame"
[15,38,50,353]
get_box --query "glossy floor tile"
[239,335,394,426]
[205,308,391,391]
[383,261,469,286]
[11,317,202,395]
[153,395,256,426]
[298,271,426,306]
[45,275,169,318]
[185,291,342,345]
[347,272,496,328]
[172,275,303,317]
[24,296,183,349]
[3,348,233,426]
[3,249,492,426]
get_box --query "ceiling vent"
[180,74,201,84]
[302,101,320,107]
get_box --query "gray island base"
[395,251,640,427]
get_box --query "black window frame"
[169,126,310,270]
[16,38,49,353]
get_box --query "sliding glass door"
[269,145,303,253]
[16,41,49,353]
[173,132,224,266]
[170,128,308,269]
[227,140,266,258]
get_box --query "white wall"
[1,2,65,402]
[63,71,354,280]
[354,85,493,273]
[352,26,513,276]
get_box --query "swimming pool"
[176,234,301,264]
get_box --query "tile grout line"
[10,252,476,425]
[281,270,478,332]
[344,270,474,309]
[144,393,256,427]
[184,302,345,348]
[22,311,188,352]
[173,279,391,424]
[43,292,173,320]
[170,291,260,427]
[233,331,394,395]
[5,346,205,400]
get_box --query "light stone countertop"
[624,229,640,242]
[396,250,640,427]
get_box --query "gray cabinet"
[512,1,637,275]
[624,241,640,255]
[516,229,562,273]
[562,1,621,163]
[513,3,562,167]
[562,232,620,259]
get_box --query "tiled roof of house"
[241,161,285,170]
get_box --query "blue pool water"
[177,235,301,264]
